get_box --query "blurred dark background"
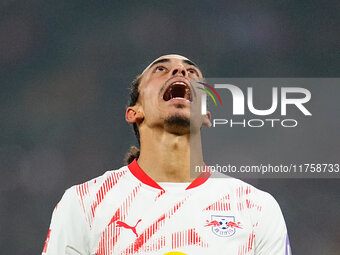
[0,0,339,254]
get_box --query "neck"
[137,128,204,183]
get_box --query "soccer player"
[42,54,291,255]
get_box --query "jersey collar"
[128,159,211,191]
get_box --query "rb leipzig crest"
[205,215,242,237]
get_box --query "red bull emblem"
[205,215,242,237]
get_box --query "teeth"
[172,82,187,86]
[163,80,191,101]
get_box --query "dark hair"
[125,75,142,164]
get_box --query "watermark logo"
[197,80,312,128]
[197,82,223,114]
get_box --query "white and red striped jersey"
[42,159,291,255]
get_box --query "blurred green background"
[0,0,339,254]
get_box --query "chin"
[164,114,191,134]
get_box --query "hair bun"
[124,146,140,164]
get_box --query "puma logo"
[116,219,142,237]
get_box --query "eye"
[188,68,199,76]
[154,66,167,72]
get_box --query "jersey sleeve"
[254,192,292,255]
[42,187,90,255]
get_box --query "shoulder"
[73,165,129,195]
[56,165,129,226]
[68,165,129,202]
[207,176,281,212]
[202,177,288,253]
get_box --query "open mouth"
[163,81,191,102]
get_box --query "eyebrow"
[148,58,199,70]
[148,58,170,69]
[182,59,198,68]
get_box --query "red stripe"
[124,197,188,253]
[96,184,141,254]
[185,166,211,190]
[128,159,210,191]
[128,159,164,190]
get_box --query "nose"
[171,64,187,77]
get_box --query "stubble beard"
[164,113,190,134]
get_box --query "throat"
[155,164,193,183]
[139,151,192,183]
[138,135,192,183]
[137,128,204,184]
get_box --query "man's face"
[128,54,208,135]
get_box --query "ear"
[202,111,212,128]
[126,105,144,124]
